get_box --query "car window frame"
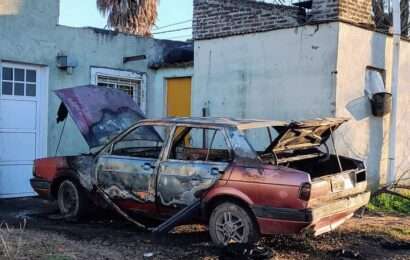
[162,123,235,163]
[98,122,173,160]
[164,124,234,163]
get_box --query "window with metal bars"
[96,75,142,108]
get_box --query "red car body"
[32,131,369,237]
[31,86,370,243]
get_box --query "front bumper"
[252,191,371,236]
[30,178,51,198]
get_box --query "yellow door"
[166,77,192,117]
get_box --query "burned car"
[31,86,370,246]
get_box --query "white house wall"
[193,23,340,122]
[335,23,410,188]
[0,0,167,156]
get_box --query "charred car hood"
[55,85,146,149]
[269,118,348,153]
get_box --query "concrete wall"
[193,20,410,188]
[193,23,339,121]
[0,0,173,156]
[335,22,410,188]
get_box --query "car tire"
[209,202,259,246]
[57,179,89,221]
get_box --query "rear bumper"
[30,178,51,198]
[305,191,371,235]
[252,191,371,236]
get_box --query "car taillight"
[299,182,311,201]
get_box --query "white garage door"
[0,62,48,198]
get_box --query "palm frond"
[97,0,159,36]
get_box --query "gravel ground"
[1,197,409,260]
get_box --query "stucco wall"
[193,23,339,121]
[193,21,410,188]
[0,0,172,156]
[335,23,410,188]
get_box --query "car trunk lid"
[55,85,147,149]
[267,118,348,153]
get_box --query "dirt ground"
[0,198,409,260]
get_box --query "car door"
[157,126,232,213]
[95,123,169,212]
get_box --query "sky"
[59,0,193,41]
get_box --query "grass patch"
[368,190,410,214]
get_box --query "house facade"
[192,0,410,189]
[0,0,193,198]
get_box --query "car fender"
[203,186,255,209]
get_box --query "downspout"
[388,0,401,185]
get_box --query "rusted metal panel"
[268,118,349,153]
[55,85,147,148]
[96,155,157,203]
[157,160,230,207]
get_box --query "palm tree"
[97,0,159,36]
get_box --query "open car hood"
[55,85,147,149]
[268,118,348,153]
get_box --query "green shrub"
[368,190,410,214]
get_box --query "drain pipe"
[388,0,401,185]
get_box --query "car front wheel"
[209,202,259,246]
[57,179,88,220]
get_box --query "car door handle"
[143,163,155,171]
[210,168,224,176]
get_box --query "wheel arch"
[50,171,82,199]
[202,188,259,230]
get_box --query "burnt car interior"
[170,127,232,162]
[108,124,233,163]
[246,124,366,181]
[111,125,166,159]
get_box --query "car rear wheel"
[209,202,259,246]
[57,180,88,220]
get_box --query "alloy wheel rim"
[215,211,246,245]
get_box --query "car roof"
[139,117,288,130]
